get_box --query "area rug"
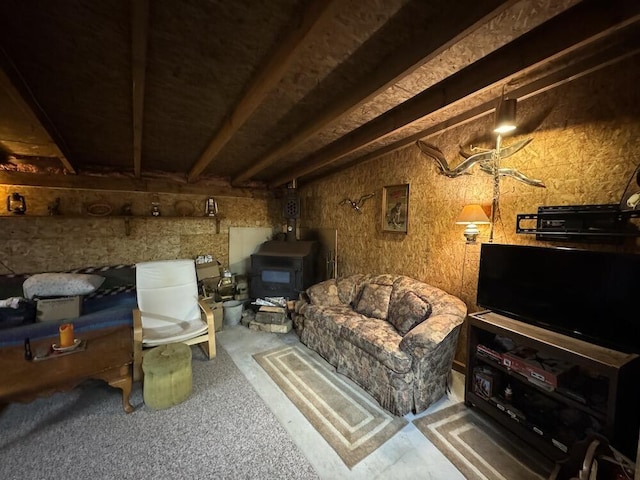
[0,346,318,480]
[253,344,407,468]
[413,403,554,480]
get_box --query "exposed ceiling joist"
[2,1,637,191]
[131,0,149,178]
[0,171,270,198]
[186,0,338,183]
[309,37,640,183]
[269,0,640,188]
[0,49,75,174]
[232,0,515,185]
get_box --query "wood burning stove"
[250,240,317,300]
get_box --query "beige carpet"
[253,345,407,468]
[414,403,554,480]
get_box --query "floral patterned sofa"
[294,274,466,416]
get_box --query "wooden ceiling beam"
[0,171,270,198]
[268,0,640,188]
[0,48,76,174]
[131,0,149,178]
[232,0,514,185]
[186,0,338,183]
[308,38,640,184]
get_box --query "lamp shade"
[494,98,517,134]
[456,204,490,224]
[456,204,490,243]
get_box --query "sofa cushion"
[340,316,411,373]
[306,279,341,306]
[354,283,392,320]
[388,291,432,335]
[336,274,364,304]
[305,304,361,335]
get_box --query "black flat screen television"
[477,243,640,354]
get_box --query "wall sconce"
[456,204,490,243]
[494,97,517,134]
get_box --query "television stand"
[465,310,640,461]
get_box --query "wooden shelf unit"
[465,310,640,461]
[0,214,221,235]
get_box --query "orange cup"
[59,323,74,348]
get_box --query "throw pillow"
[354,283,392,320]
[388,291,432,335]
[306,280,341,306]
[23,273,106,299]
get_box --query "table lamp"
[456,205,490,243]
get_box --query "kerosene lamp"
[7,192,27,215]
[205,197,218,216]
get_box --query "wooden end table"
[0,325,134,413]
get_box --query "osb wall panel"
[0,188,280,274]
[299,58,640,365]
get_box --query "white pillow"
[23,273,106,299]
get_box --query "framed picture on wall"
[381,184,409,233]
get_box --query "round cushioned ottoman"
[143,343,192,410]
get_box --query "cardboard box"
[210,301,223,332]
[196,262,220,281]
[502,346,575,387]
[473,366,501,399]
[477,344,503,364]
[201,297,224,331]
[36,296,82,322]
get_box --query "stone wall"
[298,57,640,365]
[0,189,281,274]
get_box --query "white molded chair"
[132,259,215,381]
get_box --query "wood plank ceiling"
[0,0,639,193]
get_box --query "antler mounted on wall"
[338,193,375,214]
[416,138,545,188]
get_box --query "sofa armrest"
[295,292,310,315]
[399,313,464,356]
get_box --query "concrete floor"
[218,325,466,480]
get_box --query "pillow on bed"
[23,273,106,299]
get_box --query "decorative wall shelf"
[0,215,221,235]
[516,204,640,243]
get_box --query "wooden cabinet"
[465,310,640,461]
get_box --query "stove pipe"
[283,179,300,242]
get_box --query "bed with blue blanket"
[0,265,137,348]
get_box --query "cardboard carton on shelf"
[36,296,82,322]
[473,366,501,399]
[476,343,504,363]
[502,346,576,388]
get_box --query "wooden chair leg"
[198,299,216,359]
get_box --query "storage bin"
[222,300,243,326]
